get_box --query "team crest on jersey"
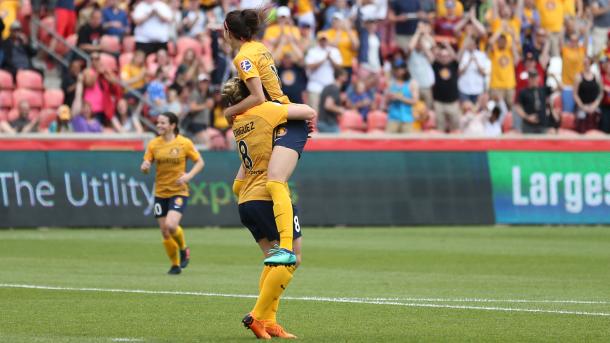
[174,197,183,207]
[240,59,253,72]
[170,148,179,156]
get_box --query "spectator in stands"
[48,105,73,133]
[432,42,461,132]
[146,68,168,116]
[277,52,308,104]
[458,35,489,103]
[71,74,103,133]
[488,31,519,110]
[185,73,213,144]
[356,5,383,85]
[295,0,316,29]
[121,50,147,96]
[61,59,84,107]
[386,63,419,133]
[166,88,183,114]
[209,29,231,88]
[264,6,302,60]
[459,99,486,135]
[55,0,77,40]
[515,70,549,134]
[536,0,564,56]
[88,53,122,126]
[317,68,348,133]
[175,48,200,87]
[434,0,462,45]
[516,50,549,97]
[601,58,610,133]
[168,0,183,43]
[388,0,420,49]
[132,0,173,55]
[111,98,144,133]
[323,0,352,30]
[102,0,130,39]
[407,22,435,109]
[1,21,38,78]
[0,100,38,134]
[521,0,541,40]
[489,0,523,49]
[148,49,177,84]
[182,0,206,38]
[304,31,343,115]
[591,0,610,57]
[323,12,359,87]
[560,30,588,115]
[574,57,603,133]
[77,8,105,54]
[347,80,374,122]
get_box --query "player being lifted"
[223,7,311,265]
[222,77,315,339]
[141,112,204,275]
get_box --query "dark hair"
[160,112,180,135]
[224,9,268,41]
[334,68,347,80]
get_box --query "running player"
[223,8,311,265]
[141,112,204,275]
[222,77,315,339]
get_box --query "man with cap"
[515,69,551,134]
[263,6,302,60]
[1,20,38,78]
[304,31,343,115]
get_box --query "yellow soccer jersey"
[233,102,288,204]
[143,135,201,198]
[233,41,291,104]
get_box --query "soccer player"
[223,8,311,265]
[140,112,204,275]
[222,77,315,339]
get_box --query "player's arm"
[232,165,245,198]
[177,143,205,185]
[286,103,316,121]
[224,77,266,121]
[141,141,155,174]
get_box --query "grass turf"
[1,227,610,342]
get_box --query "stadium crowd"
[0,0,609,144]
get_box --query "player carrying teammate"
[141,112,204,275]
[222,77,315,339]
[223,8,311,266]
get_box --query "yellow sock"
[171,226,186,250]
[266,181,293,251]
[259,265,273,292]
[252,265,294,321]
[162,237,180,266]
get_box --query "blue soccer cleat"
[263,246,296,266]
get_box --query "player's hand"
[140,160,151,174]
[176,173,191,185]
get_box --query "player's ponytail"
[160,111,180,135]
[221,77,250,108]
[224,7,270,41]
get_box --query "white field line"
[1,283,610,318]
[111,339,144,342]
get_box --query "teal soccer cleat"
[263,246,296,266]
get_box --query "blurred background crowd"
[0,0,609,149]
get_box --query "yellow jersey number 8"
[238,140,254,170]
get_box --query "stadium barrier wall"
[1,136,609,227]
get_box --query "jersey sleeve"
[263,102,289,127]
[185,139,201,162]
[234,53,260,81]
[143,140,155,162]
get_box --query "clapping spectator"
[132,0,173,56]
[102,0,129,39]
[1,21,38,78]
[357,5,383,81]
[0,100,38,133]
[458,35,490,103]
[323,12,360,87]
[386,63,419,133]
[264,6,302,60]
[77,8,105,53]
[408,22,435,109]
[431,42,461,132]
[304,31,343,114]
[488,31,519,110]
[536,0,564,56]
[459,99,486,135]
[574,57,603,133]
[182,0,206,38]
[71,73,103,133]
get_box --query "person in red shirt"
[515,50,549,97]
[600,58,610,133]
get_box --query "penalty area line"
[1,283,609,317]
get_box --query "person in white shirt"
[182,0,206,38]
[407,23,436,109]
[458,36,490,103]
[132,0,172,55]
[304,31,343,114]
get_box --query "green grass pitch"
[1,227,610,342]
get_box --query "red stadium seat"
[0,70,14,90]
[37,16,55,46]
[44,89,64,109]
[13,89,43,109]
[0,90,13,109]
[0,110,6,121]
[367,110,387,132]
[119,52,134,69]
[585,129,607,136]
[99,53,118,72]
[339,110,366,132]
[100,35,121,54]
[560,113,575,130]
[16,70,43,90]
[502,111,513,132]
[123,35,136,53]
[176,37,202,57]
[55,34,77,56]
[38,108,57,130]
